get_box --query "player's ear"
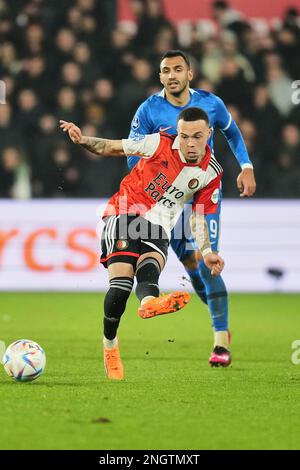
[159,72,164,85]
[188,68,193,82]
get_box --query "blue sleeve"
[214,96,253,168]
[127,102,153,170]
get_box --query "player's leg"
[100,215,138,380]
[136,219,190,319]
[136,251,164,306]
[102,262,134,380]
[173,204,231,366]
[201,210,231,366]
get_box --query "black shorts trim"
[100,215,169,269]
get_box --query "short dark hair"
[160,50,190,69]
[213,1,228,10]
[177,107,210,126]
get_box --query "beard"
[168,79,189,97]
[185,156,198,163]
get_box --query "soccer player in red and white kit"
[60,107,226,380]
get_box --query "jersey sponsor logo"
[131,115,140,130]
[159,126,172,132]
[116,240,129,250]
[144,172,185,209]
[211,188,219,204]
[188,178,199,190]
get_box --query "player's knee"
[104,277,133,319]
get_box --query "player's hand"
[237,168,256,197]
[59,120,83,144]
[204,252,224,276]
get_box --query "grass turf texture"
[0,292,300,450]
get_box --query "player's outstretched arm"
[189,212,224,276]
[237,167,256,197]
[59,120,126,157]
[215,96,256,196]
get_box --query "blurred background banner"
[119,0,296,23]
[0,199,299,292]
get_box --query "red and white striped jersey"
[103,133,222,238]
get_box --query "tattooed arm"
[60,120,161,159]
[190,211,225,276]
[80,136,124,157]
[190,211,212,257]
[59,120,125,157]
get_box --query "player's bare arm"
[190,212,224,276]
[80,136,125,157]
[59,120,125,157]
[237,167,256,197]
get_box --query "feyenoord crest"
[188,178,199,190]
[116,239,129,250]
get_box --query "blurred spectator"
[212,1,242,26]
[56,87,80,123]
[250,83,282,157]
[150,24,179,65]
[60,61,83,90]
[276,25,300,79]
[78,123,128,197]
[263,52,294,116]
[200,39,223,84]
[280,123,300,160]
[269,124,300,198]
[131,0,172,54]
[200,31,255,86]
[0,104,20,150]
[42,144,82,198]
[73,42,101,85]
[0,42,22,75]
[31,113,58,196]
[117,58,154,134]
[104,27,135,85]
[52,28,76,72]
[216,57,253,112]
[0,147,31,198]
[19,55,49,102]
[23,23,45,56]
[16,89,44,143]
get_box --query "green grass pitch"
[0,292,300,450]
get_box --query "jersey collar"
[172,136,211,169]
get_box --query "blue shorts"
[170,196,222,262]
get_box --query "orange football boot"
[103,340,124,380]
[138,291,191,319]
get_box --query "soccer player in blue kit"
[127,50,256,367]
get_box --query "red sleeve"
[192,174,222,215]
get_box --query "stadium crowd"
[0,0,300,199]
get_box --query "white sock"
[141,295,156,306]
[214,331,229,349]
[103,336,117,349]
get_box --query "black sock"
[103,277,133,340]
[135,258,161,302]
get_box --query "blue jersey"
[127,88,252,170]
